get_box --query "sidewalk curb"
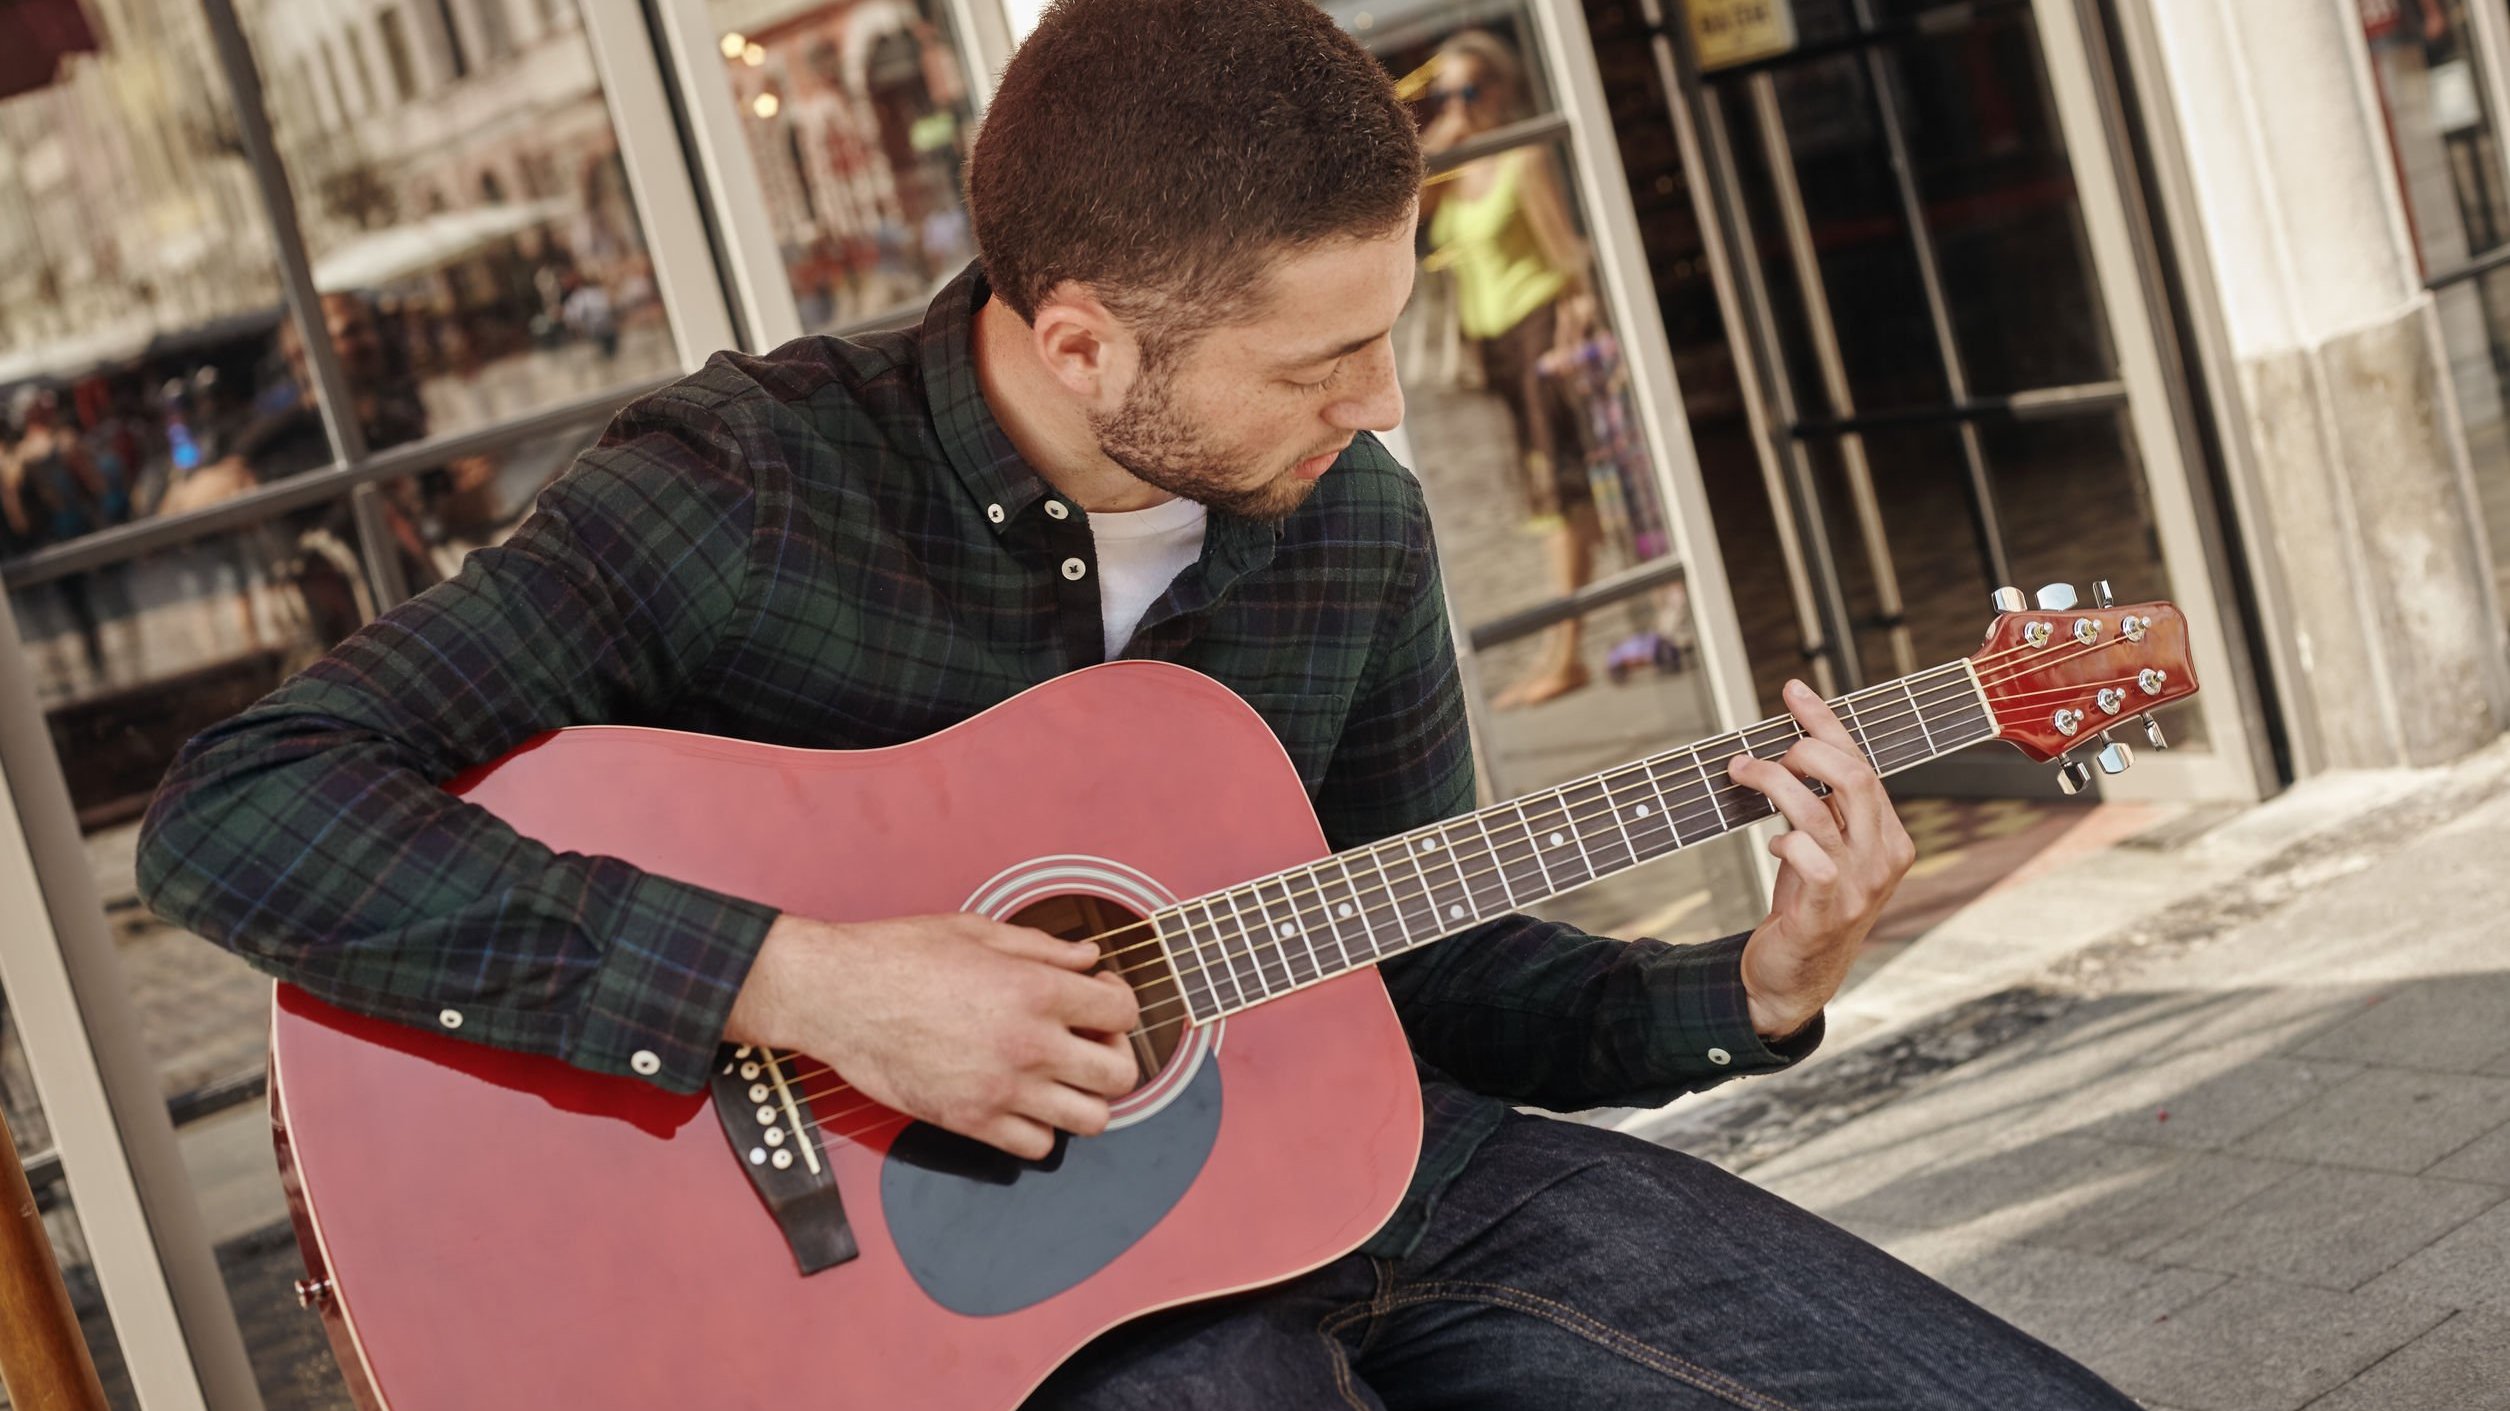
[1609,736,2510,1169]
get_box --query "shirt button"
[986,503,1005,524]
[1061,557,1087,581]
[1706,1047,1732,1067]
[437,1008,463,1030]
[1043,500,1070,520]
[630,1050,662,1076]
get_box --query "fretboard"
[1154,660,1998,1022]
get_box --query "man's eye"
[1288,364,1340,391]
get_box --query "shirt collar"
[914,259,1282,588]
[919,260,1053,535]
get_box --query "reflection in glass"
[29,420,594,1406]
[712,0,979,331]
[2363,0,2510,619]
[3,993,139,1406]
[240,0,677,438]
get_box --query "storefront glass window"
[1342,6,1761,945]
[237,0,679,441]
[711,0,981,333]
[17,415,603,1405]
[2362,0,2510,619]
[1,1009,138,1408]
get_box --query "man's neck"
[972,296,1177,514]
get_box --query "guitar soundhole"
[1002,893,1186,1095]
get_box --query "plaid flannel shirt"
[137,262,1817,1257]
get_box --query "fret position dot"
[1420,838,1439,852]
[1549,831,1565,846]
[1338,902,1356,918]
[1448,904,1464,919]
[1636,804,1651,817]
[1275,923,1297,939]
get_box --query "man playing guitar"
[139,2,2140,1405]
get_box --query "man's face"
[1090,227,1414,523]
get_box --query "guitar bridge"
[710,1045,858,1274]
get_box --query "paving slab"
[2083,1277,2454,1411]
[1836,1220,2227,1372]
[1804,1131,2301,1261]
[2289,977,2510,1072]
[2360,1199,2510,1314]
[2427,1117,2510,1185]
[2073,1051,2364,1153]
[2145,1164,2503,1291]
[2231,1067,2510,1174]
[2303,1310,2510,1411]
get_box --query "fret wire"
[1365,838,1421,948]
[1471,811,1521,909]
[1399,829,1445,934]
[1557,781,1602,879]
[1837,690,1876,769]
[1153,912,1212,1024]
[1437,818,1481,924]
[1306,861,1358,974]
[1195,897,1247,1011]
[1901,675,1938,755]
[1219,887,1281,1000]
[1508,798,1557,893]
[1598,771,1643,869]
[1332,853,1382,964]
[1268,872,1324,985]
[1637,755,1680,854]
[1690,743,1729,840]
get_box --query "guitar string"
[771,666,1993,1107]
[774,644,2163,1114]
[797,633,2131,1010]
[774,645,2165,1123]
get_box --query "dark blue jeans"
[1025,1111,2139,1409]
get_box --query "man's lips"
[1294,442,1353,480]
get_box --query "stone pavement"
[1626,735,2510,1411]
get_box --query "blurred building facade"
[0,0,2504,1406]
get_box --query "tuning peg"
[1992,586,2027,613]
[2144,717,2167,750]
[2055,758,2093,795]
[2034,583,2078,611]
[2097,738,2135,774]
[2092,580,2114,608]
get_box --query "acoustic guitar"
[268,585,2196,1407]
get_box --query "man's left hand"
[1725,679,1917,1039]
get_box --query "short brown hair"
[967,0,1421,350]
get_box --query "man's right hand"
[723,913,1142,1160]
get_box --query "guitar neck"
[1154,660,2000,1022]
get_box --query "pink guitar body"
[270,661,1423,1409]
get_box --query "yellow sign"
[1685,0,1798,72]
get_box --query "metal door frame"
[1652,0,2269,800]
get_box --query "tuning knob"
[1991,586,2027,613]
[2092,580,2114,608]
[2035,583,2078,611]
[2055,758,2093,795]
[2097,738,2135,774]
[2144,717,2167,749]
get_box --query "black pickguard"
[879,1059,1222,1316]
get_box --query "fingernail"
[1785,679,1808,699]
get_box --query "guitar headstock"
[1969,582,2198,793]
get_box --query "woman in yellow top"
[1421,29,1602,709]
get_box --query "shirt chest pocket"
[1234,691,1355,799]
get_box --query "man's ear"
[1030,284,1138,407]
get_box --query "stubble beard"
[1090,355,1319,525]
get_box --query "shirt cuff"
[564,863,781,1092]
[1663,929,1825,1080]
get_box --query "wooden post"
[0,1107,110,1411]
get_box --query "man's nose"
[1327,338,1404,434]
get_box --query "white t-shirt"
[1089,495,1208,659]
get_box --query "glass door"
[1631,0,2267,800]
